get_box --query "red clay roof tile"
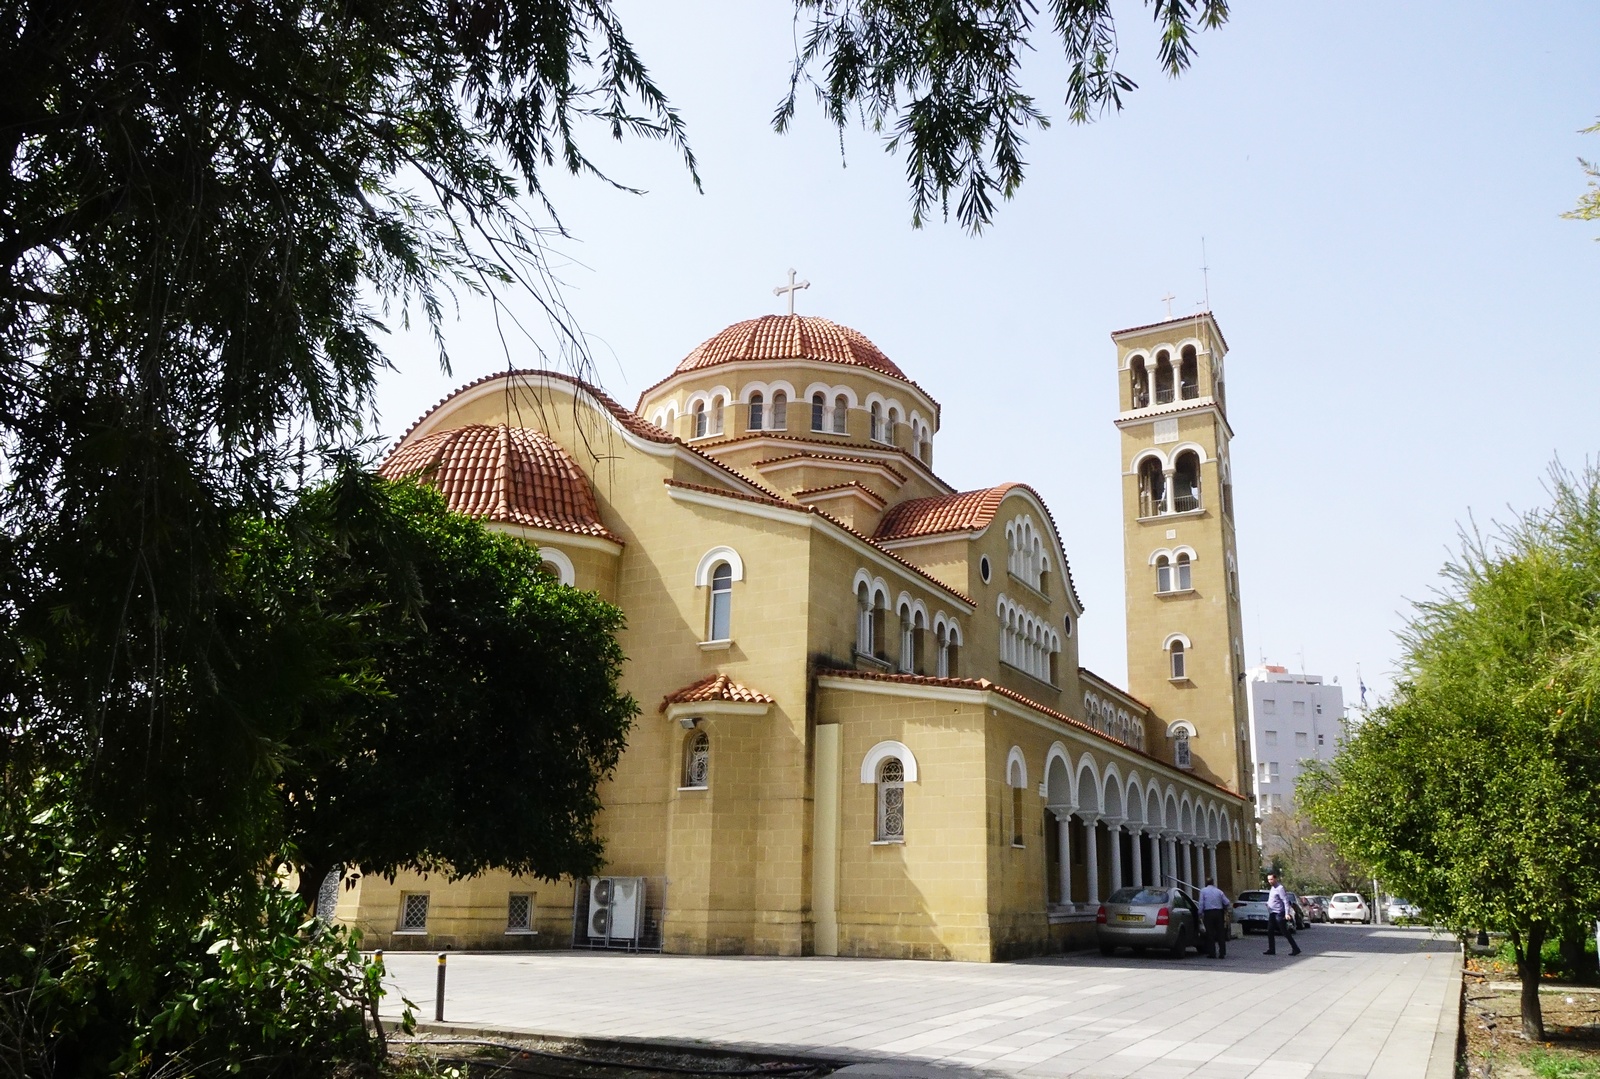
[379,424,617,541]
[660,673,775,711]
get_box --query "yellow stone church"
[332,307,1261,961]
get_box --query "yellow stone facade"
[337,313,1258,961]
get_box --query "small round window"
[979,556,991,583]
[1063,613,1073,637]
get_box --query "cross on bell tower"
[773,268,810,315]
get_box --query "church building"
[333,306,1260,961]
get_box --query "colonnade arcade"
[1040,749,1239,910]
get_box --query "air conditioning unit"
[587,876,644,941]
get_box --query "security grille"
[399,892,429,932]
[684,732,709,788]
[507,893,532,932]
[878,758,905,840]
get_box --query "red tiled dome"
[675,314,908,381]
[379,424,616,540]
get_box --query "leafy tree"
[1260,801,1371,896]
[781,0,1231,230]
[260,471,637,905]
[1303,463,1600,1041]
[1565,119,1600,227]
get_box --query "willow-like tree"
[1302,463,1600,1041]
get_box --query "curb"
[1424,945,1465,1079]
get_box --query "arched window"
[747,392,764,432]
[1008,758,1026,846]
[1175,551,1193,590]
[693,400,708,439]
[1154,350,1174,404]
[770,390,788,431]
[935,625,948,677]
[877,757,905,840]
[1138,458,1167,517]
[1130,356,1150,408]
[832,394,848,434]
[683,731,710,789]
[911,609,927,674]
[897,602,914,673]
[856,582,873,655]
[869,402,883,441]
[1179,345,1199,400]
[886,407,898,444]
[711,395,725,435]
[1156,554,1173,593]
[918,424,932,464]
[811,392,826,431]
[1173,450,1201,512]
[871,589,888,661]
[1169,640,1187,680]
[708,562,733,641]
[1174,730,1192,769]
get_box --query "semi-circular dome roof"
[379,424,616,540]
[675,314,908,381]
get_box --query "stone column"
[1130,827,1144,888]
[1105,818,1125,893]
[1081,813,1101,905]
[1162,832,1177,885]
[1207,843,1218,884]
[1055,810,1073,907]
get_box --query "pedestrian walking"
[1198,877,1232,958]
[1264,873,1302,956]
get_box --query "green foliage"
[1527,1048,1600,1079]
[1303,462,1600,1039]
[265,470,638,892]
[1565,120,1600,228]
[778,0,1230,231]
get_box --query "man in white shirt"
[1198,877,1232,959]
[1265,873,1303,956]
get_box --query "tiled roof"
[660,673,775,711]
[819,669,1246,799]
[1111,311,1229,352]
[379,424,616,541]
[636,315,941,417]
[678,314,907,379]
[794,482,887,507]
[752,451,909,485]
[873,483,1084,612]
[663,479,976,608]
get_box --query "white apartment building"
[1246,664,1345,815]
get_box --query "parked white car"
[1384,897,1422,923]
[1327,892,1371,924]
[1233,889,1272,934]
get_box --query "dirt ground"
[387,1034,838,1079]
[1462,957,1600,1078]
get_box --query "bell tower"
[1113,312,1252,797]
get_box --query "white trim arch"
[1005,746,1028,789]
[535,547,576,586]
[1145,789,1164,829]
[1163,632,1193,651]
[1124,776,1146,824]
[1165,719,1197,738]
[1043,742,1074,805]
[860,740,919,783]
[1129,447,1169,473]
[695,546,745,587]
[1168,441,1210,465]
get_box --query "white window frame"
[506,892,535,934]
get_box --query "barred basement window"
[507,893,533,933]
[877,758,905,841]
[398,892,429,933]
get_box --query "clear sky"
[371,1,1600,702]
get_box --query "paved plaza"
[378,924,1460,1079]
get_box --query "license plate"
[1117,913,1145,922]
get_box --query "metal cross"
[1161,292,1176,317]
[774,268,810,315]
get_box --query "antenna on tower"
[1200,237,1211,311]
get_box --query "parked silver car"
[1327,892,1371,924]
[1096,886,1201,957]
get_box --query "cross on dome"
[773,268,810,315]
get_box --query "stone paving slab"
[377,924,1460,1079]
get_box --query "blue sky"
[372,1,1600,701]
